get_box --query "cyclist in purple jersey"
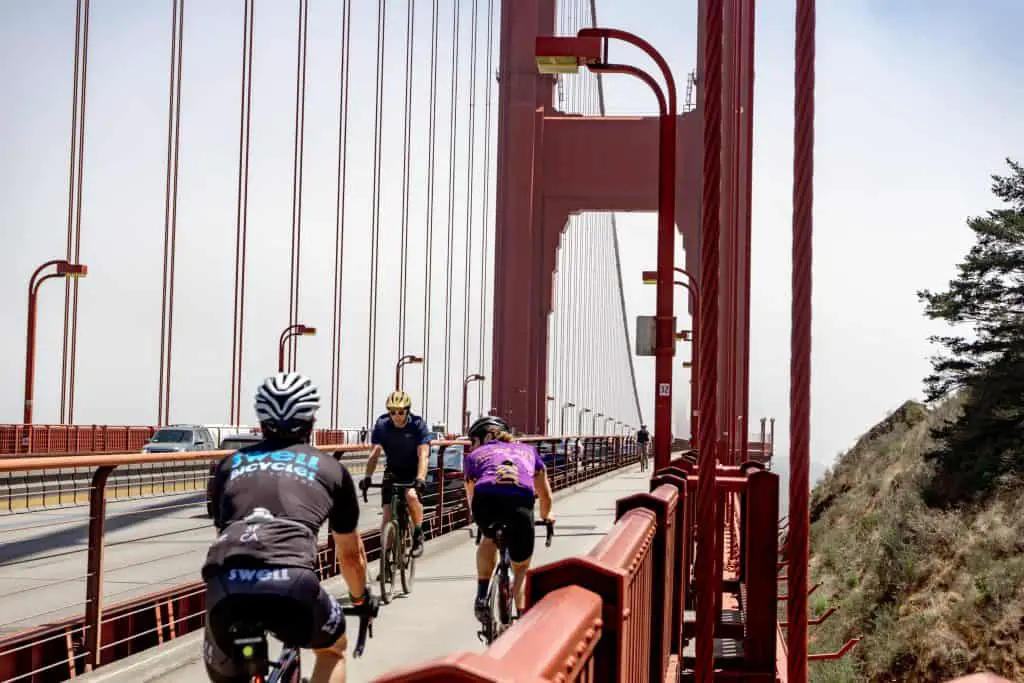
[465,441,543,494]
[463,416,554,619]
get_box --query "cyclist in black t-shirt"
[202,372,378,683]
[637,425,650,471]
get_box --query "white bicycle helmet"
[254,372,320,436]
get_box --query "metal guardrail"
[0,435,637,683]
[376,453,782,682]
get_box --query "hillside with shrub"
[804,160,1024,682]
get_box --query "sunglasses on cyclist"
[389,409,407,416]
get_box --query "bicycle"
[228,600,375,683]
[474,518,554,644]
[361,479,418,603]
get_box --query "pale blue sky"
[2,1,1023,478]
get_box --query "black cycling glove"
[414,478,427,497]
[358,476,371,492]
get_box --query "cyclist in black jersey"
[203,372,378,683]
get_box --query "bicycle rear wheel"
[379,521,398,604]
[400,518,416,594]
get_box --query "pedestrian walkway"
[76,466,647,683]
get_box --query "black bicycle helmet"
[467,415,509,441]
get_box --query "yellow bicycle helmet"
[385,391,412,411]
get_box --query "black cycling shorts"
[471,491,536,563]
[381,468,419,505]
[202,566,344,683]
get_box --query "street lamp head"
[534,36,603,74]
[297,325,316,336]
[466,373,485,382]
[57,262,88,278]
[641,270,658,284]
[409,355,424,364]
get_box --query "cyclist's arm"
[364,421,384,478]
[534,469,553,520]
[208,456,230,534]
[532,449,553,520]
[364,444,383,478]
[416,444,429,481]
[333,530,368,598]
[415,420,431,481]
[330,468,368,593]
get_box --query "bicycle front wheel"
[379,522,398,604]
[400,522,416,594]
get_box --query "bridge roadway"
[72,466,645,683]
[0,473,380,633]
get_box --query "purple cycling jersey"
[463,441,544,496]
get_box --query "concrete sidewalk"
[78,465,647,683]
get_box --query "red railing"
[0,425,368,455]
[0,435,637,683]
[376,453,784,682]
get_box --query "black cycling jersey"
[637,428,650,444]
[202,439,359,580]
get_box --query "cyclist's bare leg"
[510,558,531,613]
[311,632,348,683]
[476,536,498,579]
[405,487,423,527]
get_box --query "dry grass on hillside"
[805,396,1024,682]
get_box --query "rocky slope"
[804,397,1024,682]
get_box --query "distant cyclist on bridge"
[463,415,554,620]
[637,424,650,471]
[203,372,378,683]
[360,391,431,557]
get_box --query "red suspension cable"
[287,0,310,372]
[364,1,387,425]
[788,0,816,679]
[60,0,91,425]
[329,0,353,428]
[158,0,185,424]
[461,0,480,398]
[695,0,724,677]
[477,0,495,412]
[229,0,256,424]
[442,0,462,425]
[421,0,441,415]
[397,0,416,358]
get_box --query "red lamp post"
[644,267,701,441]
[24,260,88,425]
[278,324,316,372]
[394,354,423,390]
[536,29,677,473]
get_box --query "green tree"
[917,158,1024,505]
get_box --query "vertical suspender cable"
[589,0,642,426]
[330,0,353,427]
[397,0,416,357]
[421,0,440,416]
[442,0,461,425]
[158,0,186,424]
[287,0,310,371]
[477,0,495,413]
[60,0,91,424]
[740,0,755,461]
[788,0,816,679]
[364,1,387,424]
[229,0,256,424]
[461,0,479,399]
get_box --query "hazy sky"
[3,1,1023,478]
